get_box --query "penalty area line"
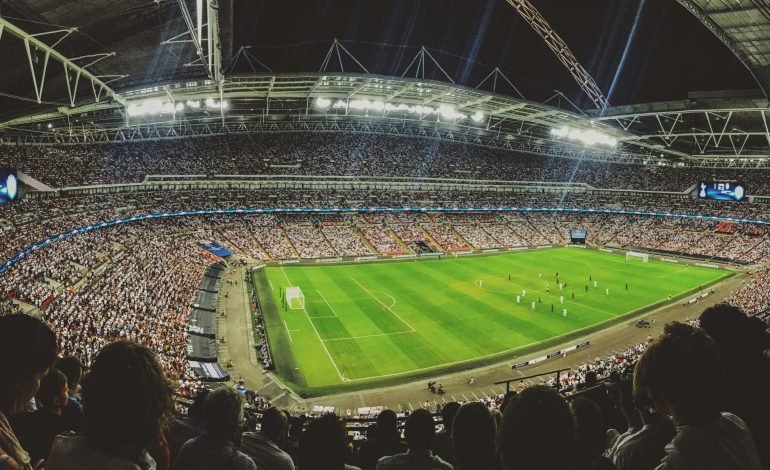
[280,266,347,382]
[322,330,415,342]
[283,320,300,343]
[317,290,339,317]
[350,277,415,332]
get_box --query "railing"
[494,368,571,394]
[21,174,694,200]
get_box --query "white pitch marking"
[317,290,339,317]
[323,330,414,342]
[369,289,397,309]
[281,267,347,382]
[280,266,293,286]
[269,280,274,291]
[350,277,415,332]
[284,320,293,343]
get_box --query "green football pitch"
[253,248,730,396]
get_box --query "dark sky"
[233,0,757,108]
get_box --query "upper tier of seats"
[1,133,768,193]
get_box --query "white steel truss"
[0,17,126,108]
[6,116,664,166]
[166,0,222,83]
[592,104,770,164]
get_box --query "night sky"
[233,0,757,108]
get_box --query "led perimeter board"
[0,169,18,204]
[697,181,745,201]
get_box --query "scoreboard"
[697,181,745,202]
[570,229,586,244]
[0,169,19,204]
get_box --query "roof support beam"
[0,17,125,107]
[207,0,222,83]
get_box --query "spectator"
[167,389,209,466]
[173,387,255,470]
[240,406,294,470]
[698,304,770,469]
[498,385,575,470]
[432,402,460,467]
[0,314,57,470]
[47,340,175,470]
[376,408,451,470]
[633,322,763,470]
[607,377,641,457]
[11,369,70,464]
[571,397,617,470]
[298,413,360,470]
[54,357,83,433]
[611,378,674,470]
[356,410,406,470]
[283,414,306,465]
[451,402,496,470]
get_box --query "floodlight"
[471,111,484,122]
[550,126,617,148]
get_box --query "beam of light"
[607,0,647,103]
[458,0,496,84]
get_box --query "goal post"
[286,286,305,309]
[625,251,649,263]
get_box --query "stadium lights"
[126,98,228,116]
[550,126,618,148]
[316,97,484,123]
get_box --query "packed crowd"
[4,133,770,194]
[726,268,770,317]
[360,227,407,255]
[1,302,768,470]
[3,188,770,320]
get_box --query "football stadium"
[0,1,769,469]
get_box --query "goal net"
[286,287,305,310]
[625,251,649,263]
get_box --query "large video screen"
[697,181,745,202]
[570,229,586,239]
[0,169,19,204]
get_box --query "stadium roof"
[0,1,769,167]
[675,0,770,97]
